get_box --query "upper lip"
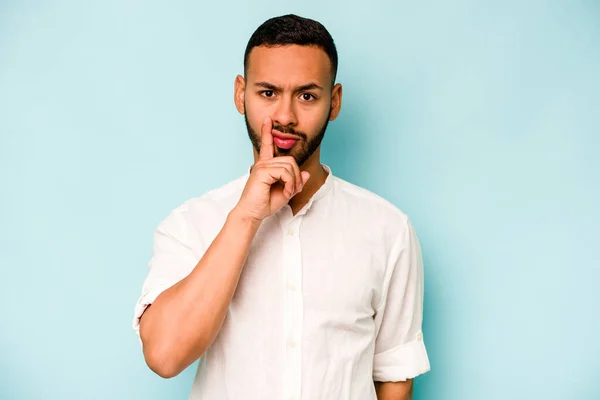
[272,130,300,140]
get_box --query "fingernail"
[263,117,270,124]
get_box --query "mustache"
[272,124,307,140]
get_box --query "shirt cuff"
[132,285,170,342]
[373,337,431,382]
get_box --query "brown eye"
[262,90,274,98]
[301,93,315,101]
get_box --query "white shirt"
[133,164,430,400]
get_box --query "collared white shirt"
[133,164,430,400]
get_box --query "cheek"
[300,104,330,130]
[245,100,268,131]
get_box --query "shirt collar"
[310,164,334,203]
[288,163,333,219]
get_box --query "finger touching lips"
[259,117,274,160]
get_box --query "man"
[133,14,430,400]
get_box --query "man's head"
[234,14,342,167]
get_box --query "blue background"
[1,1,599,399]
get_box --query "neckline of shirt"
[309,164,334,202]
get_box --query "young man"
[133,14,430,400]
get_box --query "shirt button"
[417,331,423,340]
[287,228,294,236]
[288,339,297,348]
[288,283,298,292]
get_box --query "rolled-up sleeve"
[373,217,431,382]
[132,203,200,340]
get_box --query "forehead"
[246,45,331,87]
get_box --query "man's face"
[236,45,341,167]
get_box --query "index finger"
[259,117,274,161]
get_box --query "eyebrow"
[254,81,324,92]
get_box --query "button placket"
[282,216,304,400]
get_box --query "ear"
[329,83,343,121]
[234,75,246,115]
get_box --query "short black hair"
[243,14,338,85]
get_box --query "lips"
[272,130,299,140]
[272,130,299,150]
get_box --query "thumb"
[301,171,311,185]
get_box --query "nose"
[272,96,298,128]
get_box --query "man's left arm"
[374,380,414,400]
[372,218,430,398]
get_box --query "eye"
[260,90,275,98]
[300,93,316,101]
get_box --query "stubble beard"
[244,108,331,167]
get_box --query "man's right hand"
[234,117,311,223]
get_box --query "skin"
[234,44,342,214]
[139,43,412,399]
[376,380,414,400]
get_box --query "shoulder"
[329,176,418,249]
[158,173,249,232]
[332,176,410,225]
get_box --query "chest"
[234,217,387,324]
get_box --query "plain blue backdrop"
[1,1,599,399]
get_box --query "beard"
[245,108,331,167]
